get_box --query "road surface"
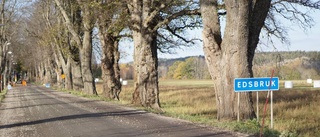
[0,85,246,137]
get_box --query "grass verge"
[0,89,7,102]
[53,79,319,136]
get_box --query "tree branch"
[54,0,82,46]
[153,9,200,32]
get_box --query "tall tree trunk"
[39,63,45,83]
[64,57,73,89]
[60,57,73,90]
[0,42,9,89]
[128,0,161,109]
[0,1,5,89]
[54,41,74,90]
[134,32,160,109]
[3,58,9,87]
[76,0,96,95]
[54,67,62,88]
[130,0,142,104]
[96,0,124,100]
[35,66,39,82]
[80,29,96,94]
[55,0,96,94]
[53,49,63,88]
[44,60,51,84]
[99,32,122,100]
[200,0,271,121]
[113,39,121,92]
[247,0,272,76]
[71,59,83,91]
[200,0,255,120]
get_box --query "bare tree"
[0,0,30,90]
[126,0,201,109]
[20,0,69,89]
[54,0,97,95]
[200,0,320,121]
[95,0,127,100]
[263,0,320,45]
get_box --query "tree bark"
[71,59,83,91]
[99,33,122,100]
[128,0,142,105]
[44,60,51,84]
[52,47,63,89]
[52,40,73,90]
[128,0,161,109]
[248,0,272,76]
[200,0,272,120]
[134,31,160,109]
[96,0,124,100]
[201,0,254,120]
[62,57,73,90]
[54,0,96,94]
[74,0,97,95]
[80,28,96,94]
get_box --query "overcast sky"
[119,9,320,63]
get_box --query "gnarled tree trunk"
[95,0,124,100]
[133,32,160,109]
[71,59,83,91]
[80,27,96,94]
[54,0,96,94]
[78,2,96,95]
[99,33,122,100]
[200,0,271,120]
[128,0,161,110]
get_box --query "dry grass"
[0,89,7,102]
[160,85,216,121]
[254,88,320,136]
[96,80,320,136]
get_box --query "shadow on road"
[0,100,98,111]
[0,110,147,129]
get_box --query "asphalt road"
[0,85,245,137]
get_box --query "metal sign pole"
[271,90,273,129]
[257,92,259,121]
[238,92,240,122]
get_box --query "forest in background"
[115,51,320,80]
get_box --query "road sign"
[234,77,279,92]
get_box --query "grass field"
[95,79,320,137]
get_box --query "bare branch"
[263,0,320,46]
[153,9,200,32]
[282,0,320,9]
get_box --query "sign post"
[257,92,259,121]
[61,74,65,79]
[234,77,279,123]
[271,90,274,128]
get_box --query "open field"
[95,79,320,136]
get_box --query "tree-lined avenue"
[0,85,241,137]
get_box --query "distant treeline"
[159,56,210,79]
[110,51,320,80]
[253,51,320,65]
[253,51,320,80]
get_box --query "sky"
[258,9,320,52]
[119,8,320,63]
